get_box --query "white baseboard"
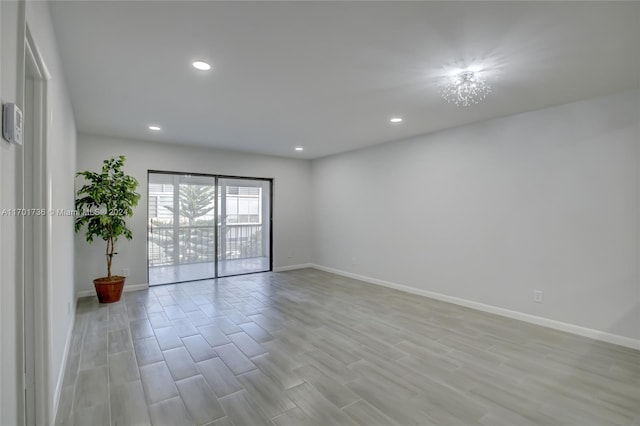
[52,303,75,424]
[273,263,313,272]
[310,264,640,351]
[123,283,149,292]
[75,282,149,299]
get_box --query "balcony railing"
[149,224,263,267]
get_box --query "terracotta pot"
[93,276,125,303]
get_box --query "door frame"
[147,170,274,285]
[23,25,52,426]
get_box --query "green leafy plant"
[74,156,140,279]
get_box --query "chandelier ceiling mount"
[442,70,491,107]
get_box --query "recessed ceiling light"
[148,125,161,131]
[295,147,304,151]
[192,61,212,71]
[390,117,403,123]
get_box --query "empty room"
[0,1,638,425]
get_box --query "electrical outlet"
[534,290,543,303]
[123,268,130,277]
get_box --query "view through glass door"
[148,172,272,285]
[218,178,271,277]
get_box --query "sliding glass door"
[218,178,271,277]
[148,172,271,285]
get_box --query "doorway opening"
[147,171,272,285]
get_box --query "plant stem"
[106,236,113,279]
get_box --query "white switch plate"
[534,290,543,303]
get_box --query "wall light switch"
[534,290,543,303]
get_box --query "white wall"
[75,134,312,293]
[312,90,640,342]
[1,0,77,424]
[1,1,27,423]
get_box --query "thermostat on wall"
[3,102,23,145]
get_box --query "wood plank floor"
[56,268,640,425]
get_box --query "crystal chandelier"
[442,71,491,107]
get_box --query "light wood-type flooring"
[56,268,640,425]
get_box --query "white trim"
[24,24,53,426]
[25,23,50,80]
[51,305,74,425]
[273,263,313,272]
[122,283,149,292]
[310,264,640,351]
[75,283,149,300]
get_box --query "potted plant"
[75,155,140,303]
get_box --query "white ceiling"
[50,1,640,159]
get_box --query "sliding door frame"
[147,170,273,285]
